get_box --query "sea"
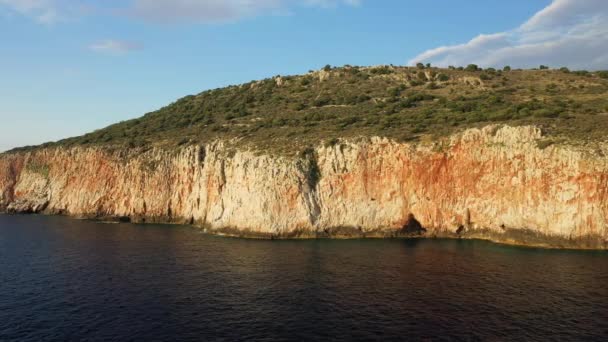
[1,215,607,341]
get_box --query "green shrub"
[534,109,558,118]
[426,82,439,90]
[357,94,371,103]
[546,83,558,91]
[388,87,402,97]
[313,96,332,107]
[437,73,450,81]
[370,66,393,75]
[597,71,608,79]
[325,137,340,147]
[479,73,492,81]
[177,138,190,146]
[26,162,50,178]
[465,64,480,72]
[503,66,511,71]
[536,140,554,149]
[293,103,307,111]
[339,116,360,128]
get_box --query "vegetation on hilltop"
[9,65,608,155]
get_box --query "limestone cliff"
[1,125,607,248]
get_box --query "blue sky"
[2,0,607,151]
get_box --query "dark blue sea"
[1,215,607,341]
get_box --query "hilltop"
[10,65,608,155]
[3,65,608,249]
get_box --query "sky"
[1,0,606,152]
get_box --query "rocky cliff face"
[1,125,607,248]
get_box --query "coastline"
[3,211,606,250]
[2,125,608,249]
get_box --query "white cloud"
[409,0,608,70]
[89,40,142,55]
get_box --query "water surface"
[1,215,607,341]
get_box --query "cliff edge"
[2,125,607,249]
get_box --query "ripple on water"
[1,215,607,341]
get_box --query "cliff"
[2,125,607,248]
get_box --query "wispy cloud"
[0,0,60,23]
[0,0,96,24]
[409,0,608,70]
[127,0,279,23]
[1,0,362,24]
[303,0,361,8]
[89,40,143,55]
[128,0,361,24]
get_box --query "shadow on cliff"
[399,214,427,236]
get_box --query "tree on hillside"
[438,73,450,81]
[465,64,479,72]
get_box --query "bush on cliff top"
[8,65,608,155]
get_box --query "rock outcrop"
[1,125,607,248]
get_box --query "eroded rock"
[0,125,607,247]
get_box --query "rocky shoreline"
[2,125,608,249]
[3,211,606,250]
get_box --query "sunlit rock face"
[1,125,607,247]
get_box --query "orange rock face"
[1,125,607,247]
